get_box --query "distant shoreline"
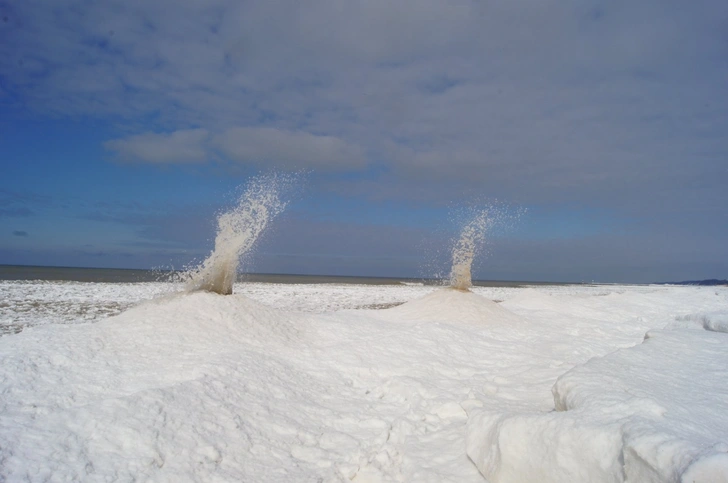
[0,264,589,286]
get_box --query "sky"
[1,0,727,283]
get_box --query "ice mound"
[115,291,303,343]
[0,293,303,410]
[374,288,523,325]
[466,328,728,483]
[0,293,318,481]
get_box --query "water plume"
[185,174,292,295]
[450,210,493,291]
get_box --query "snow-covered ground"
[1,281,726,482]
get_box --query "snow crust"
[1,282,727,482]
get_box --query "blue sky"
[1,0,727,283]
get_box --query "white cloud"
[104,127,366,170]
[105,129,210,163]
[213,127,367,170]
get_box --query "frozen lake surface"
[1,280,726,482]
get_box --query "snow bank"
[466,327,728,483]
[1,283,727,481]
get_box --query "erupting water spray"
[449,210,493,291]
[186,174,293,295]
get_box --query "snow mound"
[466,328,728,483]
[373,288,523,325]
[0,293,326,482]
[115,291,303,343]
[0,292,303,412]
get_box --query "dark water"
[0,264,560,287]
[0,265,165,283]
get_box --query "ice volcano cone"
[449,211,491,291]
[375,287,523,326]
[186,174,291,295]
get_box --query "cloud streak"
[105,129,210,164]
